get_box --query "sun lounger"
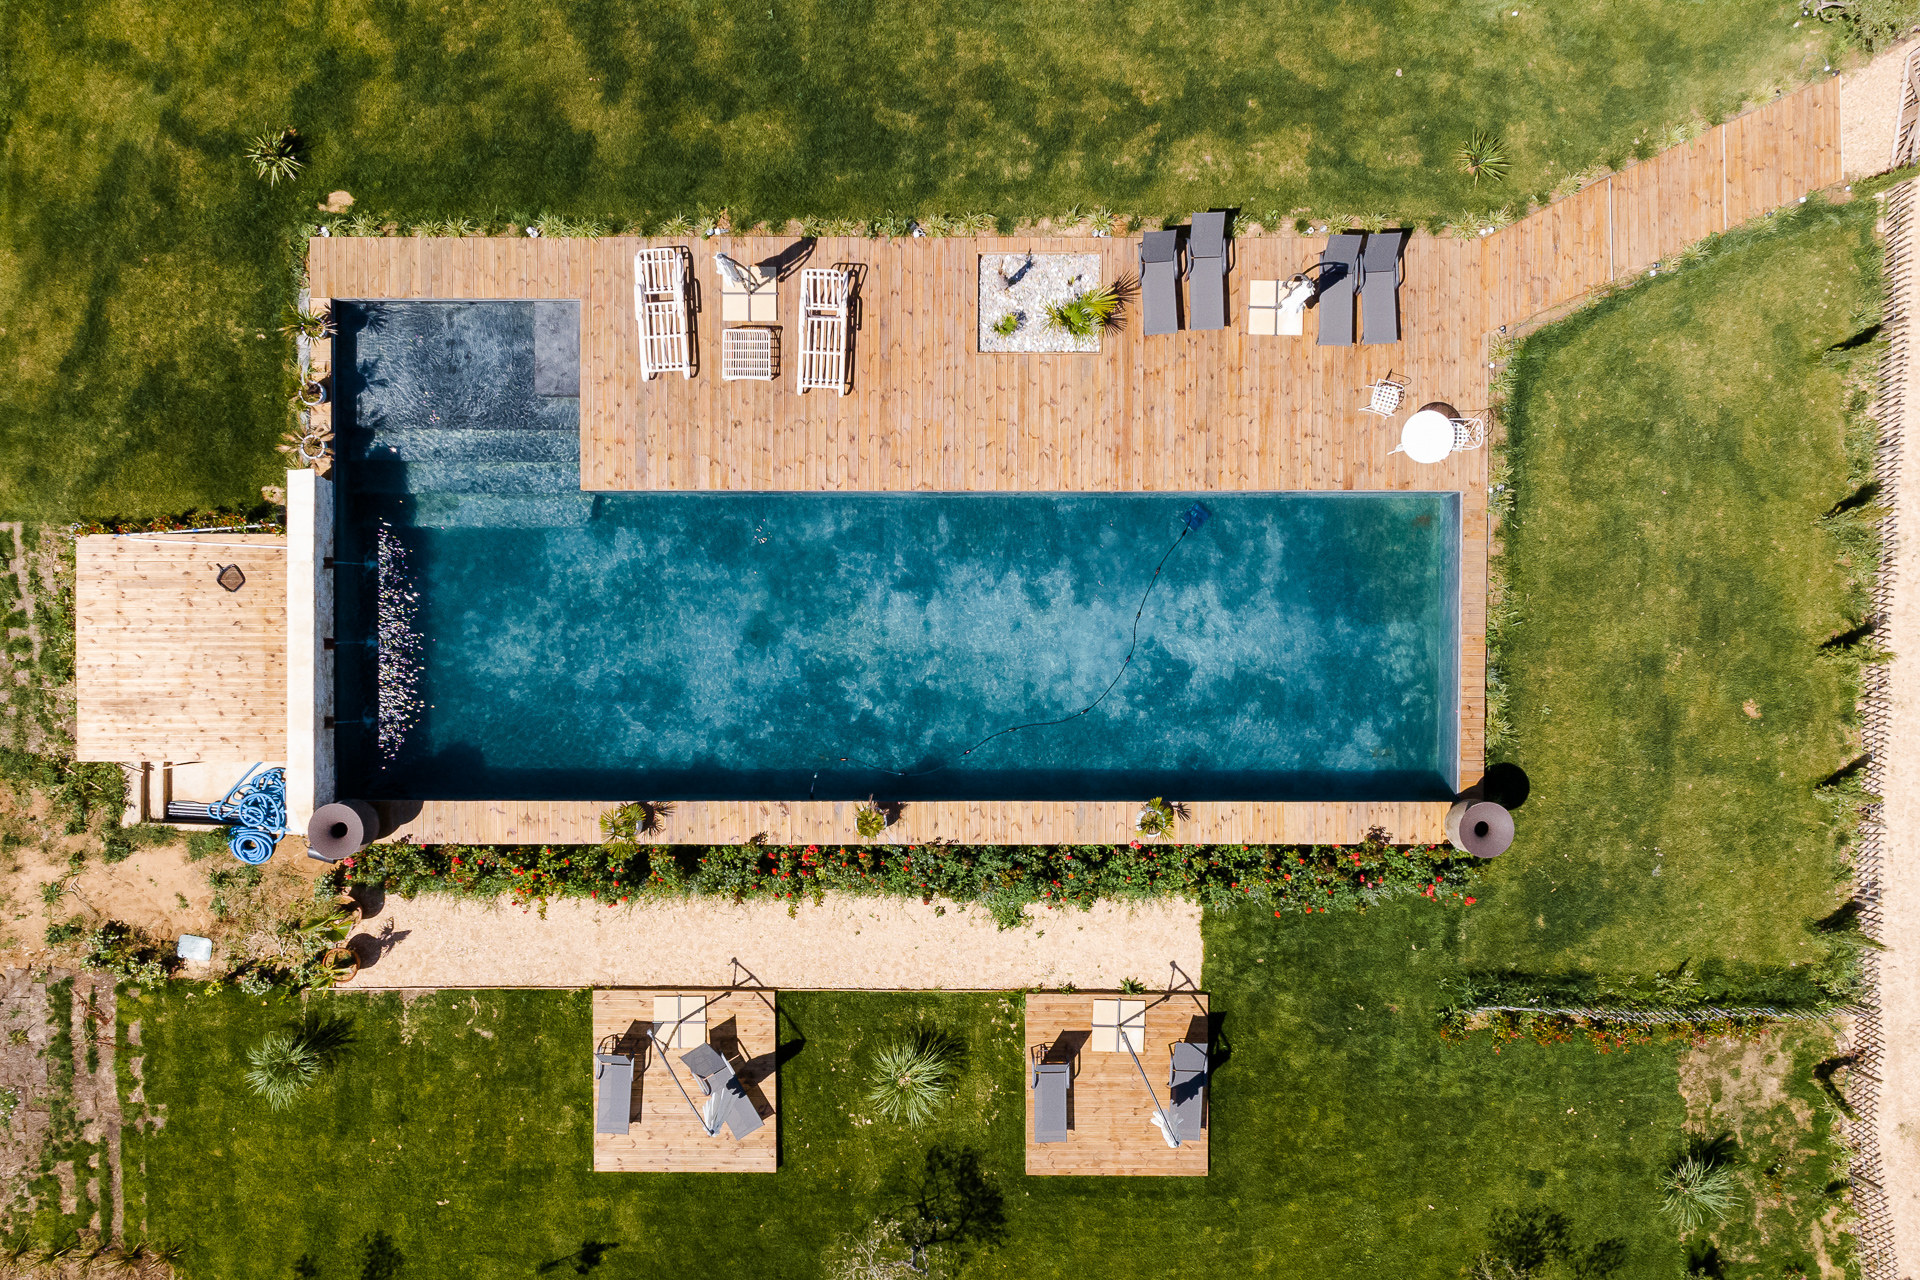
[1032,1061,1071,1143]
[1166,1041,1208,1141]
[1140,230,1183,336]
[633,248,693,380]
[1361,229,1409,345]
[680,1042,764,1140]
[594,1052,634,1135]
[1316,233,1364,347]
[797,268,850,395]
[1185,212,1230,331]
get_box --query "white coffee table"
[1397,408,1455,464]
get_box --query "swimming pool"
[332,302,1461,803]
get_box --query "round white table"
[1397,409,1454,464]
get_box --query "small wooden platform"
[1024,991,1210,1176]
[590,987,778,1173]
[74,533,288,762]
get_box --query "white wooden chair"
[1450,414,1488,451]
[797,268,850,396]
[633,248,693,380]
[1359,372,1409,418]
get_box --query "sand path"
[1841,40,1912,179]
[346,893,1203,991]
[1876,160,1920,1278]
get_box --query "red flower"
[1465,897,1477,904]
[1129,840,1141,849]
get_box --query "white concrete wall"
[285,469,335,830]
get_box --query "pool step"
[404,491,601,529]
[353,458,583,497]
[347,427,579,466]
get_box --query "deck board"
[1024,991,1210,1176]
[591,987,778,1173]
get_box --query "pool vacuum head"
[1183,502,1211,532]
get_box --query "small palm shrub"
[1045,283,1123,337]
[991,312,1021,337]
[245,1015,355,1109]
[243,128,303,186]
[1136,796,1176,837]
[865,1034,955,1128]
[245,1031,320,1110]
[1658,1153,1741,1231]
[855,803,886,838]
[1456,131,1509,185]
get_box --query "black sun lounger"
[594,1052,634,1136]
[680,1042,765,1140]
[1141,230,1184,336]
[1361,228,1409,345]
[1316,233,1364,347]
[1167,1041,1209,1141]
[1031,1061,1071,1143]
[1185,211,1230,331]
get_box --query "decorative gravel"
[977,252,1105,353]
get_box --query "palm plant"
[243,128,304,186]
[1456,131,1510,185]
[865,1034,955,1128]
[1045,283,1124,338]
[246,1030,321,1109]
[1658,1153,1741,1231]
[280,304,334,341]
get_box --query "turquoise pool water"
[333,303,1461,803]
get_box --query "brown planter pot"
[324,946,361,985]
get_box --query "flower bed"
[332,835,1479,927]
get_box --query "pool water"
[332,303,1461,803]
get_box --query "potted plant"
[1136,796,1176,837]
[298,366,331,406]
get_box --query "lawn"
[119,902,1846,1279]
[1466,195,1880,978]
[1,0,1837,518]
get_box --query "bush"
[864,1034,955,1128]
[1659,1152,1741,1231]
[244,1015,354,1109]
[83,921,170,984]
[43,919,82,947]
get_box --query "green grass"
[1,0,1838,518]
[122,903,1841,1279]
[1468,196,1880,977]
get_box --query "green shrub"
[245,1032,320,1109]
[1659,1153,1741,1231]
[1135,797,1175,837]
[864,1034,955,1128]
[186,827,234,862]
[1044,283,1123,337]
[991,312,1020,337]
[242,128,303,185]
[83,921,169,983]
[855,804,886,839]
[43,919,82,946]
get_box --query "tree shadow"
[358,1230,403,1280]
[537,1241,621,1275]
[297,1009,358,1067]
[1684,1131,1740,1169]
[1483,1205,1627,1280]
[1686,1240,1725,1278]
[896,1145,1006,1254]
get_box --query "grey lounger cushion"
[1167,1041,1208,1140]
[1316,233,1365,347]
[594,1052,634,1135]
[1186,212,1229,332]
[1361,228,1409,345]
[1032,1061,1070,1143]
[680,1043,765,1140]
[1141,230,1182,336]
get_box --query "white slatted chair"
[1359,372,1409,418]
[797,268,850,396]
[1450,414,1488,451]
[633,248,693,380]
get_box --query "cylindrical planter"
[308,800,379,861]
[323,946,361,985]
[1446,799,1515,858]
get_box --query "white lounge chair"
[797,268,850,395]
[633,248,693,380]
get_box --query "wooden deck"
[74,533,288,762]
[590,987,778,1173]
[377,798,1449,847]
[1024,991,1210,1176]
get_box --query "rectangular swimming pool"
[331,302,1461,804]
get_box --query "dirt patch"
[1840,39,1916,179]
[0,970,121,1238]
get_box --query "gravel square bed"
[977,253,1105,353]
